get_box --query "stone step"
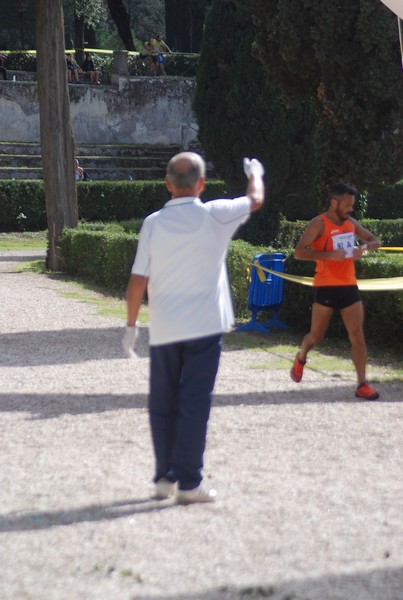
[0,154,170,169]
[77,144,181,158]
[4,70,37,82]
[0,166,167,181]
[0,141,181,158]
[0,142,41,156]
[0,140,215,180]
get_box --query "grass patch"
[17,259,47,274]
[247,358,292,370]
[0,231,47,250]
[226,328,403,383]
[60,290,129,321]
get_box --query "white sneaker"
[176,483,217,505]
[152,478,175,500]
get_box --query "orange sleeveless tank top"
[312,214,357,286]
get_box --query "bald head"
[166,152,206,191]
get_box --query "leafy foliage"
[366,181,403,218]
[194,0,320,245]
[2,52,36,70]
[239,0,403,191]
[0,0,35,49]
[74,0,105,30]
[1,0,166,52]
[130,0,165,42]
[60,226,138,292]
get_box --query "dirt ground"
[0,250,402,600]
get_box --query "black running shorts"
[313,285,361,310]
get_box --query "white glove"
[243,157,265,178]
[122,324,139,358]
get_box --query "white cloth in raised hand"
[122,324,138,358]
[243,157,265,178]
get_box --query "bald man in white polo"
[123,152,265,504]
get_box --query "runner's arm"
[350,218,381,251]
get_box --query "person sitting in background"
[66,53,83,83]
[75,159,84,181]
[143,38,157,74]
[75,158,91,181]
[81,52,101,85]
[0,53,7,81]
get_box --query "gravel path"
[0,250,402,600]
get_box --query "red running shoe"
[290,353,306,383]
[355,382,380,400]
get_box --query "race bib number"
[332,232,355,258]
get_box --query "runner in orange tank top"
[289,183,381,400]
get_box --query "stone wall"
[0,77,198,145]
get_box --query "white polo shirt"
[132,195,252,345]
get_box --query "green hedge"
[360,219,403,247]
[4,51,199,79]
[87,52,199,79]
[78,180,229,221]
[0,181,47,231]
[0,180,228,232]
[77,181,169,222]
[60,226,403,349]
[272,218,403,249]
[2,179,402,246]
[60,226,139,293]
[2,51,36,71]
[366,182,403,219]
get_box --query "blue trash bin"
[236,252,287,333]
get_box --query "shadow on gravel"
[0,254,46,262]
[0,393,148,418]
[0,497,176,533]
[132,567,403,600]
[0,386,400,420]
[0,327,149,365]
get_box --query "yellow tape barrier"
[378,247,403,251]
[253,262,403,291]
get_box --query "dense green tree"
[194,0,319,243]
[1,0,169,53]
[130,0,164,42]
[66,0,139,52]
[73,0,105,61]
[239,0,403,192]
[0,0,35,49]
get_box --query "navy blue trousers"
[149,334,222,490]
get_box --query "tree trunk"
[74,14,85,65]
[36,0,78,271]
[106,0,136,51]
